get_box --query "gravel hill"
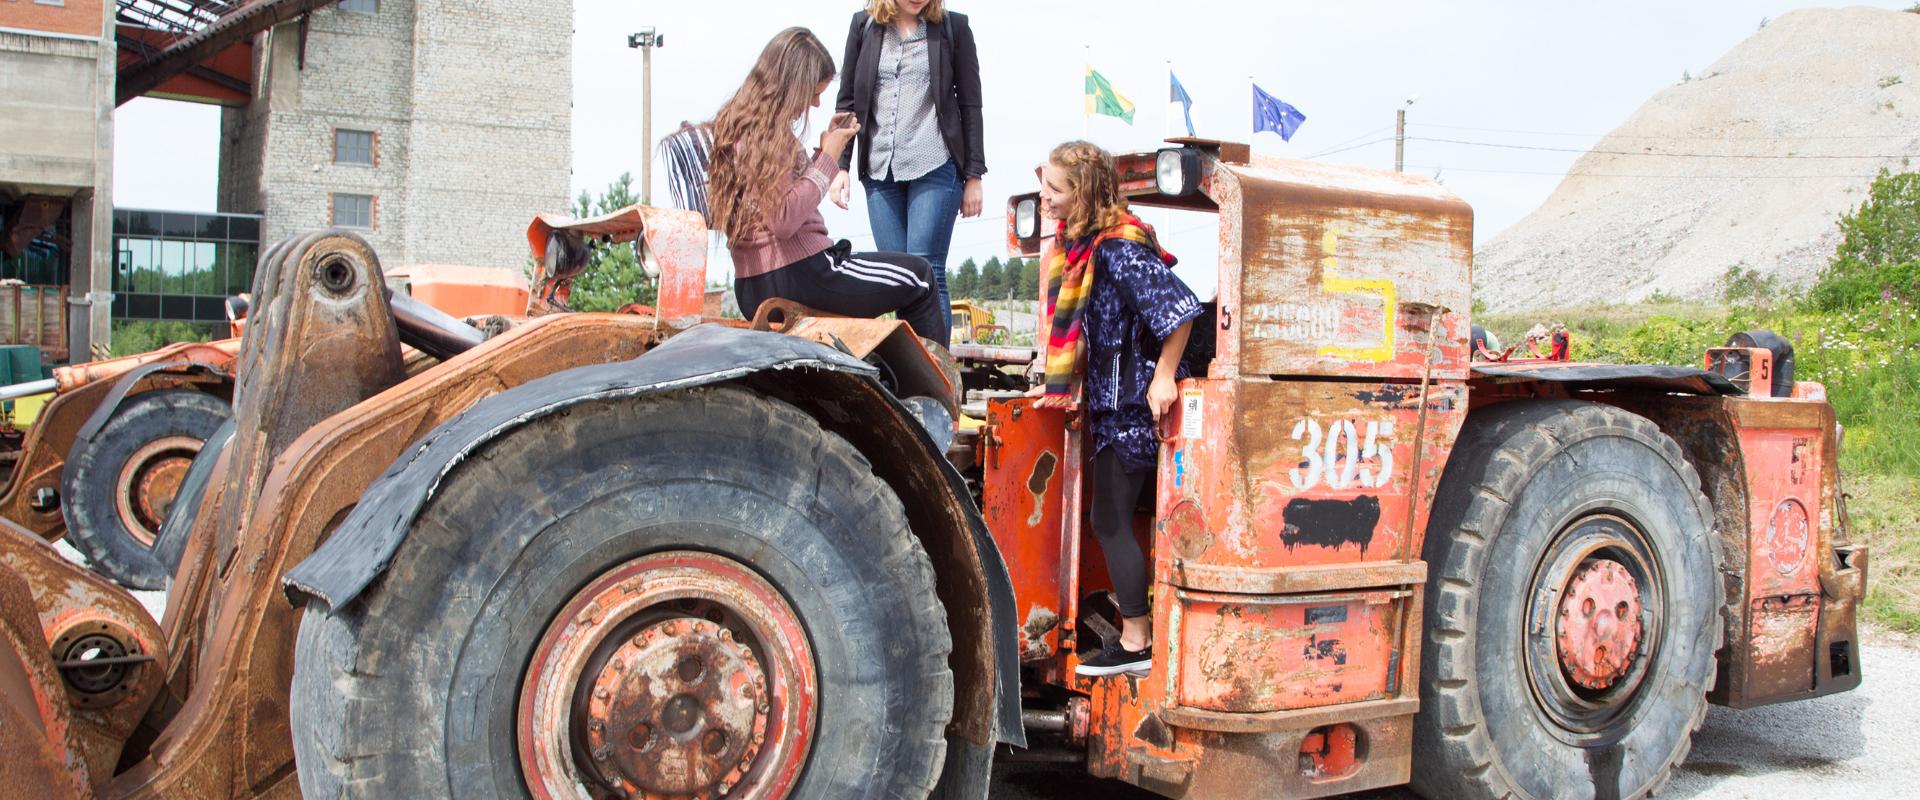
[1475,6,1920,312]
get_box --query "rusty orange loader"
[0,141,1863,800]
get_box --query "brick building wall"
[220,0,570,272]
[0,0,106,38]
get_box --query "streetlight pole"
[629,28,665,205]
[1395,95,1418,173]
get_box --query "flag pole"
[1248,75,1254,148]
[1164,59,1172,140]
[1083,45,1091,139]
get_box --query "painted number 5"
[1289,419,1395,490]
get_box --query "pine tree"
[952,258,979,299]
[1017,258,1042,301]
[979,257,1005,301]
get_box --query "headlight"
[1156,148,1201,196]
[1014,198,1038,238]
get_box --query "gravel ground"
[993,634,1920,799]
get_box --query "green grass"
[1851,473,1920,632]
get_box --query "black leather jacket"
[835,10,987,181]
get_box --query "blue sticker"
[1173,449,1185,487]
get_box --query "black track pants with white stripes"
[736,242,950,348]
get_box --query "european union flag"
[1252,83,1306,141]
[1170,70,1195,137]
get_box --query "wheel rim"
[112,434,203,546]
[519,550,818,800]
[1523,514,1664,735]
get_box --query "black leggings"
[1092,446,1152,618]
[735,242,950,348]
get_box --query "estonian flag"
[1170,70,1195,137]
[1252,83,1306,141]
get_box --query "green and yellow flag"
[1085,66,1136,124]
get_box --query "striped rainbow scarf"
[1042,214,1176,397]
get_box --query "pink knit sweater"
[727,149,842,280]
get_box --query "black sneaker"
[1076,641,1151,677]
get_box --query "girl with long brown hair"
[1030,141,1201,677]
[707,27,947,346]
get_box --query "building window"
[339,0,378,14]
[34,0,66,7]
[333,194,374,229]
[334,129,374,165]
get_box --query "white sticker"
[1180,389,1205,440]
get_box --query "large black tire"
[62,389,230,590]
[292,386,954,798]
[1411,401,1723,800]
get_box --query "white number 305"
[1289,419,1394,490]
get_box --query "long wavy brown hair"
[1049,141,1132,240]
[707,28,836,242]
[865,0,945,24]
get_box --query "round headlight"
[1156,150,1185,195]
[1015,198,1038,238]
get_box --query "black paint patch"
[1350,384,1458,412]
[1281,496,1381,554]
[1303,635,1349,665]
[1305,604,1349,625]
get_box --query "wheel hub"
[114,435,202,544]
[1554,559,1643,690]
[518,551,817,800]
[584,617,769,796]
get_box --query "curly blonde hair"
[1048,141,1132,240]
[707,28,836,242]
[865,0,945,24]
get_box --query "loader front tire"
[62,389,230,590]
[1411,400,1722,800]
[292,386,953,799]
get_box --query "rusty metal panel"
[1226,158,1472,382]
[1168,378,1465,573]
[980,398,1068,663]
[1169,588,1405,712]
[1727,398,1834,703]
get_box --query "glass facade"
[0,203,68,287]
[111,209,261,324]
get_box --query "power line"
[1409,121,1920,141]
[1303,126,1394,157]
[1409,135,1919,160]
[1402,163,1893,179]
[1305,137,1396,160]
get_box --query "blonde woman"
[1030,141,1200,677]
[708,27,947,346]
[832,0,986,325]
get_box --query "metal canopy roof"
[115,0,337,106]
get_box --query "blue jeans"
[864,160,960,332]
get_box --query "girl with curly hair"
[706,27,947,346]
[1030,141,1201,677]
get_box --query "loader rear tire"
[62,389,230,590]
[291,386,954,799]
[1411,400,1722,800]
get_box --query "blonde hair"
[865,0,945,24]
[707,28,836,242]
[1048,141,1131,240]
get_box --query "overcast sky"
[113,0,1916,281]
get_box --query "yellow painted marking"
[1316,227,1396,362]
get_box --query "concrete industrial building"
[0,0,117,360]
[218,0,573,273]
[0,0,569,363]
